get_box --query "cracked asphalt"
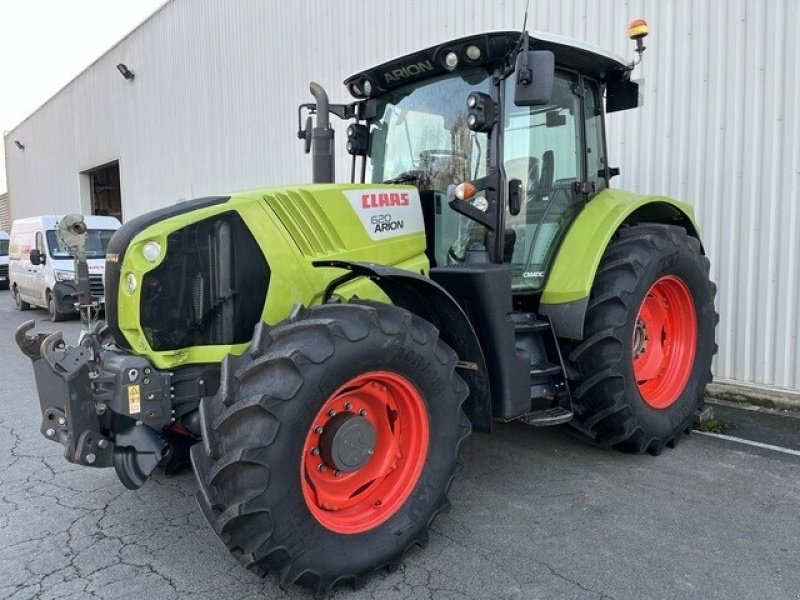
[1,296,799,600]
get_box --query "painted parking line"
[695,431,800,457]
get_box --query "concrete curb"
[706,381,800,413]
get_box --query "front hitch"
[16,320,171,489]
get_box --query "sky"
[0,0,167,194]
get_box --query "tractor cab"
[299,29,643,293]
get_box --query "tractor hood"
[104,184,427,369]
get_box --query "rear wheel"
[13,286,30,311]
[565,224,717,454]
[191,301,470,595]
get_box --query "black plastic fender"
[314,260,493,433]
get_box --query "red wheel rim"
[301,371,429,534]
[632,276,697,409]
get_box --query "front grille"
[0,265,8,278]
[140,211,270,351]
[89,275,104,298]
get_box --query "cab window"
[584,78,607,192]
[502,70,584,291]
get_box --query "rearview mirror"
[514,50,555,107]
[29,249,44,265]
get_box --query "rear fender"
[314,260,492,433]
[540,189,702,340]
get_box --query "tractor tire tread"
[564,224,718,453]
[191,301,470,597]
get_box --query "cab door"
[29,231,47,305]
[501,70,584,291]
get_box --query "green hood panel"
[115,184,427,369]
[540,188,700,305]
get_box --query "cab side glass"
[584,79,607,191]
[503,70,583,291]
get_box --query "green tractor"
[18,22,716,596]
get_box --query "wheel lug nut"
[310,447,320,456]
[359,409,367,417]
[315,426,324,435]
[318,464,327,472]
[344,402,353,411]
[327,409,336,417]
[334,469,341,478]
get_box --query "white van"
[0,230,9,290]
[9,215,122,321]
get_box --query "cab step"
[530,362,562,377]
[513,319,551,334]
[521,406,573,427]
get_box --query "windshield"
[367,69,492,266]
[0,240,7,256]
[368,68,491,189]
[46,229,116,259]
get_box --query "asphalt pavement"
[1,295,798,600]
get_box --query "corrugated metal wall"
[0,194,10,232]
[4,0,799,392]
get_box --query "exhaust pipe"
[309,82,335,183]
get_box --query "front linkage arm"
[15,320,171,489]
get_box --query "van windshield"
[45,229,116,259]
[0,240,8,256]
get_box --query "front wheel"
[48,295,68,322]
[565,224,718,455]
[191,301,470,595]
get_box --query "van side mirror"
[514,50,555,107]
[29,249,44,265]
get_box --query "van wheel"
[14,286,31,311]
[48,294,67,322]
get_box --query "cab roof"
[344,30,631,99]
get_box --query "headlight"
[142,241,162,262]
[124,273,137,295]
[55,270,75,282]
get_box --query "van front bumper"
[52,282,80,313]
[53,281,105,313]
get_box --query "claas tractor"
[17,22,716,596]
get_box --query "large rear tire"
[191,301,470,595]
[565,224,718,455]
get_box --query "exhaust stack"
[309,82,335,183]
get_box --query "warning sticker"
[342,188,425,241]
[128,385,141,414]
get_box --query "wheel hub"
[319,412,376,472]
[301,371,430,534]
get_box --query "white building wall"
[4,0,799,392]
